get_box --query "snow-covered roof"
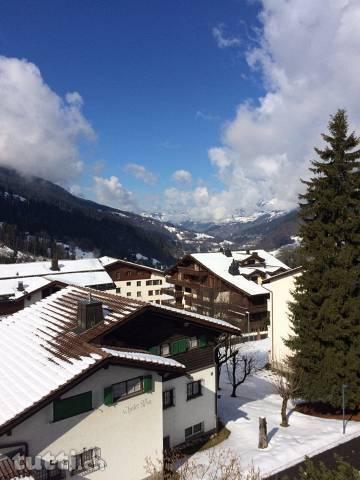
[45,270,113,287]
[190,250,289,296]
[0,285,237,432]
[99,256,164,274]
[152,302,241,333]
[0,276,51,300]
[102,348,185,370]
[0,258,106,280]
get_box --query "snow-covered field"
[194,339,360,478]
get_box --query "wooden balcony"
[178,266,208,277]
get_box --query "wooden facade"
[166,256,270,332]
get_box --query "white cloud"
[93,175,136,211]
[166,0,360,222]
[171,169,192,184]
[0,56,94,183]
[124,163,157,185]
[212,24,241,49]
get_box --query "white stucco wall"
[162,366,217,448]
[265,271,301,367]
[110,272,169,303]
[0,365,163,480]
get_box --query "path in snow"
[194,338,360,478]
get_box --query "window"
[185,422,204,439]
[104,376,152,405]
[127,292,131,297]
[53,391,92,422]
[126,281,131,286]
[115,287,121,294]
[185,287,191,293]
[163,389,175,409]
[146,280,152,286]
[160,343,170,356]
[159,280,163,285]
[154,290,160,295]
[153,279,159,285]
[137,291,141,297]
[149,290,153,296]
[137,281,141,286]
[71,447,101,474]
[189,337,198,349]
[187,380,202,400]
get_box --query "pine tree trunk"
[281,397,289,427]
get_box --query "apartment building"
[100,256,172,304]
[0,286,239,480]
[263,266,302,367]
[166,249,289,332]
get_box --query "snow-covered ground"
[194,338,360,478]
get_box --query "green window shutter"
[104,386,113,406]
[170,341,179,355]
[198,335,207,348]
[53,391,92,422]
[149,346,160,355]
[170,339,188,355]
[178,338,188,353]
[143,375,153,393]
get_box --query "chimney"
[17,280,24,292]
[246,249,251,255]
[50,256,60,271]
[224,248,232,257]
[77,294,104,332]
[228,259,240,276]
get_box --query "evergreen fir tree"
[286,109,360,408]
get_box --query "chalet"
[0,258,114,315]
[100,256,172,304]
[166,249,289,333]
[263,266,303,368]
[0,286,239,480]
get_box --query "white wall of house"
[109,272,169,304]
[162,366,217,448]
[265,271,301,367]
[0,365,163,480]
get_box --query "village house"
[0,286,239,480]
[100,256,172,304]
[166,249,289,333]
[0,258,114,315]
[263,266,302,368]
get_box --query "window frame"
[186,380,202,400]
[163,388,175,409]
[112,376,144,402]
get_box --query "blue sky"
[0,1,359,221]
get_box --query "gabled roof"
[0,286,239,434]
[100,256,164,274]
[172,250,289,296]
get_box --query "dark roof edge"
[262,266,303,284]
